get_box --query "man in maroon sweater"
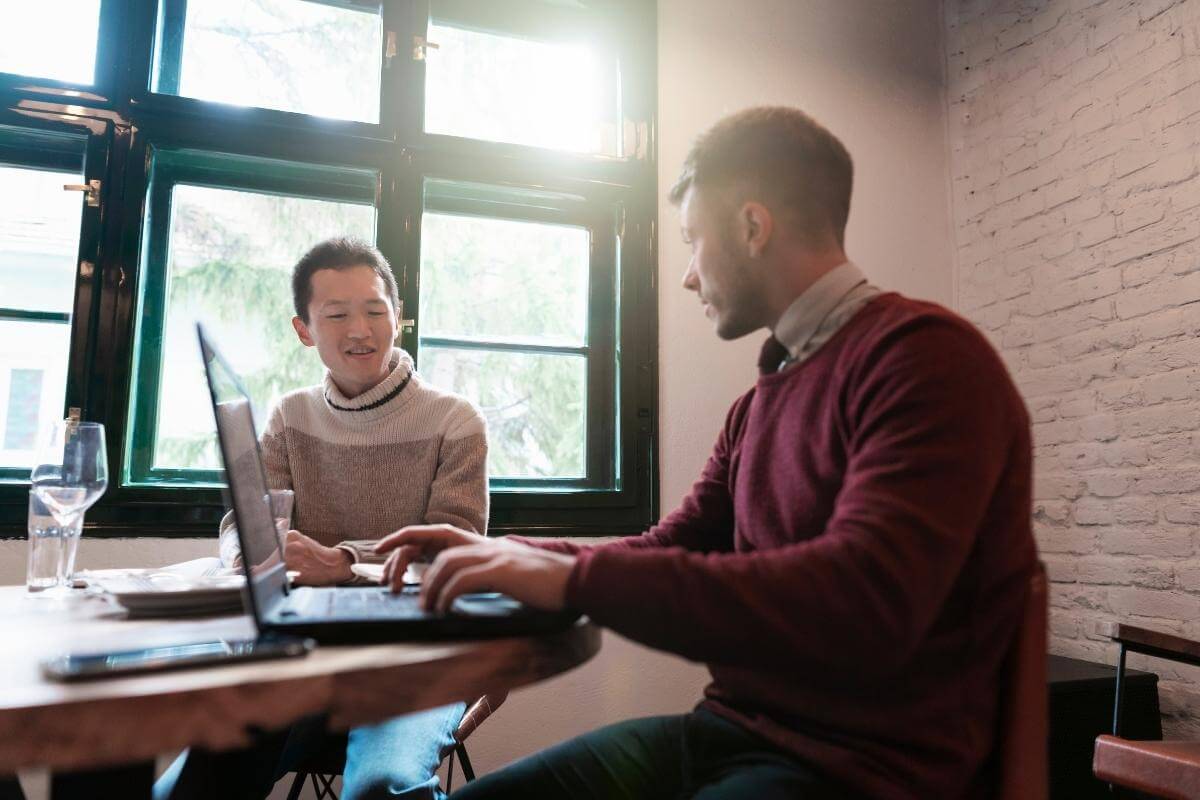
[377,106,1036,799]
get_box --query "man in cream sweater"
[159,237,488,800]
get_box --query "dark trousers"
[450,709,849,800]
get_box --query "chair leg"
[312,772,338,800]
[456,742,475,783]
[286,772,307,800]
[445,747,456,794]
[1112,643,1128,736]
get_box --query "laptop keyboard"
[285,587,428,621]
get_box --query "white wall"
[5,1,955,794]
[657,0,954,506]
[944,0,1200,736]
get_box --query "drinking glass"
[28,420,108,594]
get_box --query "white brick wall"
[945,0,1200,735]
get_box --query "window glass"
[0,1,101,85]
[155,0,383,123]
[0,323,70,469]
[420,347,586,479]
[0,166,83,315]
[419,212,589,346]
[146,184,375,473]
[0,165,82,471]
[424,20,619,154]
[4,369,45,450]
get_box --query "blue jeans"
[155,702,466,800]
[450,709,845,800]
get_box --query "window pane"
[425,21,619,154]
[0,320,70,470]
[420,212,589,346]
[155,0,382,123]
[0,165,83,315]
[420,347,585,479]
[0,2,100,85]
[149,185,376,472]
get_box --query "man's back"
[564,293,1035,798]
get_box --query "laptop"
[197,322,579,643]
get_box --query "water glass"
[26,490,83,594]
[29,419,108,594]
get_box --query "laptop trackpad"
[450,593,524,617]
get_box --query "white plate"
[91,573,246,618]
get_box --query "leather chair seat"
[1094,735,1200,800]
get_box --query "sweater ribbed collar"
[322,347,416,423]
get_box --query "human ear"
[740,202,773,258]
[292,316,315,347]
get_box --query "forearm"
[508,528,678,556]
[566,526,967,679]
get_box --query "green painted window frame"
[417,178,619,492]
[124,147,380,488]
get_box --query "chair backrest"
[454,692,508,744]
[996,561,1048,800]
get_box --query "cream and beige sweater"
[219,348,488,567]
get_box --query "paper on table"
[350,563,425,584]
[77,557,237,590]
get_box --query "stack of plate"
[82,569,246,618]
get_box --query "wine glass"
[29,421,108,593]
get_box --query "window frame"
[417,177,617,490]
[0,0,658,539]
[124,146,381,488]
[0,116,111,486]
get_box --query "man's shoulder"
[846,292,999,363]
[266,383,326,429]
[408,375,487,438]
[271,384,326,418]
[840,293,1025,418]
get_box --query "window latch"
[412,35,440,61]
[385,30,398,68]
[63,179,101,207]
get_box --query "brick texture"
[946,0,1200,737]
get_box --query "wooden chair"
[1094,624,1200,799]
[996,561,1049,800]
[286,693,506,800]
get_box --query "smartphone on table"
[41,635,314,682]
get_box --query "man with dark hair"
[160,237,488,800]
[377,106,1037,799]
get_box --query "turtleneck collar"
[323,347,416,423]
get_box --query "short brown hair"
[291,237,399,323]
[669,106,853,246]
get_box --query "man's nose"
[347,315,370,337]
[681,259,699,292]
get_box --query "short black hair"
[291,237,399,323]
[669,106,854,246]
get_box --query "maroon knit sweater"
[525,293,1036,799]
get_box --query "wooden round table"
[0,585,599,784]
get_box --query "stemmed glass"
[29,420,108,594]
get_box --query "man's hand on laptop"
[285,529,354,585]
[375,524,575,613]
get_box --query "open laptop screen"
[197,324,287,622]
